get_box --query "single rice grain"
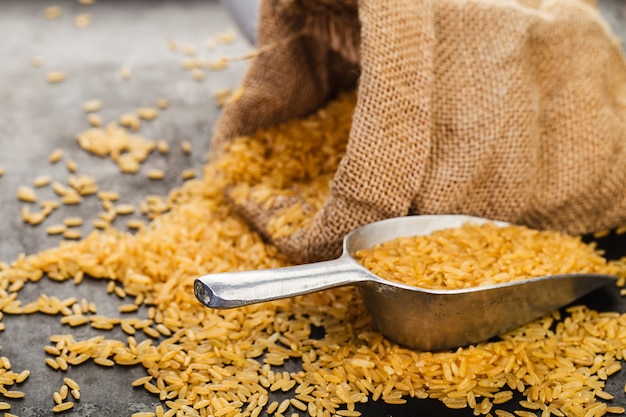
[52,402,74,413]
[46,71,66,84]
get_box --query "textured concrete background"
[0,1,625,416]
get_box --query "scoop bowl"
[194,215,617,351]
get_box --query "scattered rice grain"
[44,6,62,20]
[83,99,102,113]
[33,175,52,188]
[52,402,74,413]
[46,224,67,235]
[74,13,92,28]
[46,71,66,84]
[120,66,132,80]
[17,186,37,202]
[146,169,166,180]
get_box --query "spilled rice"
[1,92,626,417]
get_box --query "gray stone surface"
[0,1,625,416]
[0,1,249,416]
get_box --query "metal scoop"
[194,215,616,351]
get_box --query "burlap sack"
[211,0,626,263]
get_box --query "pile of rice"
[355,222,619,290]
[216,91,356,239]
[2,91,626,417]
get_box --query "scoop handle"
[194,256,369,308]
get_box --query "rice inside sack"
[355,222,619,290]
[211,0,626,264]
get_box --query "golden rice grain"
[3,391,25,399]
[53,391,63,405]
[51,181,66,196]
[495,411,515,417]
[208,58,229,70]
[146,169,166,180]
[83,99,103,113]
[156,140,169,154]
[93,218,109,229]
[181,140,192,154]
[59,384,68,400]
[56,357,68,371]
[120,66,132,80]
[180,58,201,70]
[52,402,74,413]
[71,389,80,400]
[33,175,52,188]
[290,398,307,411]
[41,200,60,210]
[215,89,232,107]
[49,148,64,163]
[98,190,120,201]
[514,411,537,417]
[119,156,140,173]
[266,401,279,414]
[68,174,97,194]
[114,286,126,298]
[191,68,205,82]
[205,38,216,50]
[132,376,152,387]
[0,402,10,411]
[182,44,197,56]
[216,30,236,44]
[61,189,82,205]
[31,56,43,67]
[17,186,37,202]
[46,71,66,84]
[167,39,178,51]
[180,168,196,180]
[115,204,135,215]
[44,5,62,20]
[63,217,84,227]
[46,224,67,235]
[142,326,160,339]
[87,113,103,127]
[74,13,92,28]
[66,159,78,173]
[157,99,169,110]
[0,166,4,176]
[228,86,246,104]
[119,304,139,313]
[336,411,361,417]
[126,219,146,230]
[63,229,81,240]
[15,369,30,384]
[119,113,141,131]
[94,358,115,367]
[137,107,159,121]
[64,315,88,326]
[1,356,11,369]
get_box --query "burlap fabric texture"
[211,0,626,264]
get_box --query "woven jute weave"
[211,0,626,263]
